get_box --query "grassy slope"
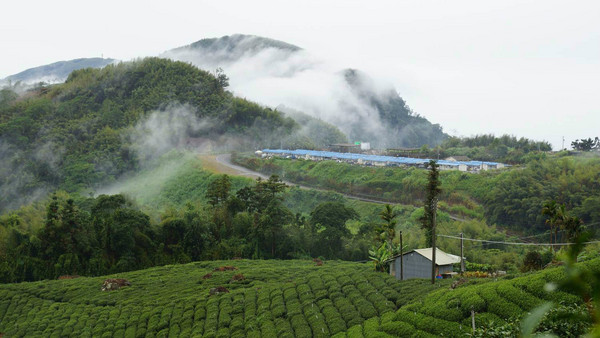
[1,259,596,337]
[109,151,409,227]
[97,152,254,215]
[233,155,485,219]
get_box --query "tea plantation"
[0,259,597,337]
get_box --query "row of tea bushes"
[0,259,416,337]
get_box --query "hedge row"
[0,260,406,337]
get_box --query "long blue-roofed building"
[257,149,508,172]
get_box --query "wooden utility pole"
[460,232,465,274]
[400,231,403,281]
[431,197,437,284]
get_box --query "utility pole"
[400,231,403,281]
[562,136,565,150]
[431,197,437,284]
[460,232,465,274]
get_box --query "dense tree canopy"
[0,58,310,212]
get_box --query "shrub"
[322,305,347,334]
[496,282,542,310]
[459,289,486,315]
[274,317,294,338]
[286,299,302,317]
[362,317,380,332]
[477,286,522,320]
[347,324,364,338]
[522,251,543,272]
[291,314,312,338]
[379,321,415,336]
[353,298,378,318]
[394,309,466,337]
[260,319,277,337]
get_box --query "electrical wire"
[438,234,600,246]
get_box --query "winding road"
[213,153,466,221]
[214,154,393,204]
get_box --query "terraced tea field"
[0,259,596,337]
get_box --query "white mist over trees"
[161,34,447,148]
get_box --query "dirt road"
[204,153,469,222]
[212,154,400,205]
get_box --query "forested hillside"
[437,134,552,164]
[0,57,347,212]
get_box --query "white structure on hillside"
[388,247,463,280]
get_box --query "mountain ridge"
[1,57,116,85]
[3,34,447,148]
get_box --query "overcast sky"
[2,0,599,149]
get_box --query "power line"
[438,234,600,246]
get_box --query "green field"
[1,258,596,337]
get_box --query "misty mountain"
[1,58,116,85]
[342,69,447,148]
[161,34,448,148]
[163,34,301,64]
[0,57,327,212]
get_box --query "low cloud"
[161,35,402,146]
[128,104,213,164]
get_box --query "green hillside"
[0,57,349,213]
[0,258,595,337]
[233,153,600,233]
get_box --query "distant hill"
[1,57,116,85]
[2,35,447,148]
[342,69,447,148]
[0,57,305,212]
[163,34,301,64]
[162,34,448,148]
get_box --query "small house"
[388,247,462,280]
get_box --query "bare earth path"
[205,154,470,224]
[207,154,403,205]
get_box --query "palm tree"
[542,200,558,244]
[555,203,566,244]
[563,215,583,242]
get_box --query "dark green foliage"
[236,152,600,233]
[496,283,542,310]
[522,251,544,272]
[0,260,415,338]
[0,57,299,213]
[379,321,414,336]
[571,137,599,151]
[393,309,466,337]
[478,285,522,319]
[310,202,358,258]
[420,160,441,248]
[440,134,551,164]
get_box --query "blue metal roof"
[261,149,506,168]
